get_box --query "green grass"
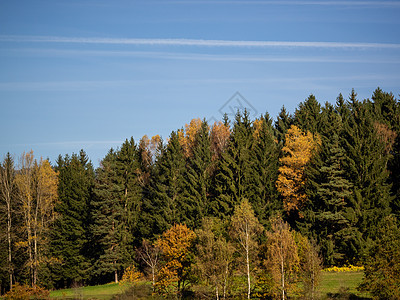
[318,271,371,299]
[49,282,134,299]
[47,273,370,300]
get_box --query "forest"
[0,88,400,299]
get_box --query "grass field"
[47,272,370,299]
[49,282,133,299]
[318,271,371,299]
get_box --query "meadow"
[47,271,371,300]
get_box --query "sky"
[1,0,400,167]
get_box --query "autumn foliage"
[155,223,196,295]
[276,125,320,212]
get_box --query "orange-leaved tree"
[210,121,230,160]
[276,125,320,213]
[155,223,196,296]
[178,118,203,158]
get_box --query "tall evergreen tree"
[151,131,187,232]
[91,149,128,284]
[342,90,392,249]
[274,106,293,146]
[308,133,360,265]
[369,88,400,221]
[248,113,281,226]
[115,138,142,249]
[211,110,253,219]
[184,120,213,228]
[139,138,165,239]
[299,101,361,265]
[50,150,94,288]
[294,94,321,134]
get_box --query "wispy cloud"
[1,35,400,50]
[3,48,400,64]
[166,1,400,7]
[11,140,124,148]
[1,74,398,92]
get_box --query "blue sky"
[1,0,400,166]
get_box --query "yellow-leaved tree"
[15,152,58,287]
[155,224,196,296]
[230,199,263,300]
[178,118,203,158]
[265,216,299,300]
[276,125,320,213]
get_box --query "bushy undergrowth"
[3,283,49,300]
[323,265,364,273]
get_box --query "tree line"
[1,88,400,299]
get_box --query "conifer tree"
[91,149,127,284]
[212,110,253,219]
[275,106,293,146]
[293,94,321,134]
[139,138,165,239]
[342,90,392,246]
[298,101,361,265]
[369,88,400,221]
[151,131,187,232]
[50,151,94,288]
[115,138,142,249]
[311,133,359,265]
[249,114,281,226]
[184,120,213,228]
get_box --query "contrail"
[1,35,400,49]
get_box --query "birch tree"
[15,151,35,286]
[265,216,299,300]
[0,153,16,291]
[139,239,160,291]
[230,199,263,299]
[196,217,235,300]
[14,152,58,287]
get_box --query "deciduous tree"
[359,215,400,298]
[138,239,160,290]
[0,153,16,291]
[230,199,263,299]
[276,125,320,214]
[265,216,299,300]
[196,217,234,300]
[155,224,196,297]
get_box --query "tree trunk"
[281,254,285,300]
[115,269,118,283]
[27,220,34,286]
[151,268,155,291]
[33,229,38,286]
[33,197,39,287]
[223,264,228,300]
[246,228,251,300]
[7,198,13,291]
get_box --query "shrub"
[3,283,50,300]
[323,265,364,273]
[121,264,143,284]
